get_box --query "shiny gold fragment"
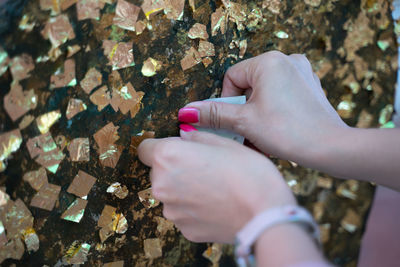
[4,82,37,121]
[30,183,61,211]
[239,39,247,59]
[181,47,201,71]
[36,110,61,134]
[67,170,97,198]
[135,20,147,35]
[202,243,223,265]
[188,23,209,40]
[113,0,141,31]
[68,138,90,162]
[9,54,35,81]
[66,98,87,120]
[142,57,162,77]
[107,182,129,199]
[22,228,40,253]
[62,241,91,265]
[67,45,81,57]
[80,67,103,94]
[155,216,174,236]
[90,86,111,111]
[0,46,9,77]
[202,57,213,68]
[110,82,145,118]
[164,0,185,20]
[61,198,88,223]
[198,41,215,58]
[77,0,108,21]
[222,0,246,30]
[138,188,160,209]
[23,167,48,191]
[50,59,76,89]
[141,0,165,19]
[102,40,135,70]
[41,14,75,48]
[40,0,61,15]
[144,238,162,259]
[0,129,22,172]
[211,7,227,36]
[341,209,361,233]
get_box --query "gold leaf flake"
[30,183,61,211]
[211,7,227,36]
[68,138,90,162]
[67,170,97,198]
[141,0,165,19]
[90,85,111,111]
[36,110,61,134]
[143,238,162,259]
[50,59,76,89]
[141,57,162,77]
[22,228,40,253]
[202,243,223,265]
[4,82,37,122]
[188,23,209,40]
[113,0,141,31]
[107,182,129,199]
[66,98,87,120]
[41,14,75,49]
[62,241,91,265]
[138,188,160,209]
[164,0,185,21]
[0,129,23,172]
[181,47,201,71]
[61,198,88,223]
[67,45,81,57]
[102,40,135,70]
[23,167,48,191]
[9,54,35,82]
[198,41,215,58]
[80,68,103,94]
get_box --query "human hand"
[178,51,348,168]
[137,131,296,243]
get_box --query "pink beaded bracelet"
[235,205,320,267]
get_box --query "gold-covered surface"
[0,0,397,266]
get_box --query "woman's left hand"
[138,130,296,243]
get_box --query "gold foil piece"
[30,183,61,211]
[68,138,90,162]
[138,188,160,209]
[67,170,97,198]
[103,261,124,267]
[202,57,213,68]
[110,82,145,118]
[19,14,36,32]
[211,7,227,36]
[143,238,162,259]
[36,110,61,134]
[55,135,68,151]
[62,241,91,265]
[113,0,141,31]
[4,81,37,121]
[130,131,155,155]
[198,41,215,58]
[106,182,129,199]
[22,228,40,253]
[67,45,81,57]
[0,46,9,77]
[66,98,87,120]
[90,85,111,111]
[94,123,122,168]
[41,14,75,48]
[26,133,65,173]
[98,205,127,241]
[141,0,165,19]
[80,67,103,94]
[341,209,361,233]
[181,47,201,71]
[188,23,209,40]
[141,57,162,77]
[23,167,48,191]
[40,0,61,15]
[19,115,35,130]
[0,129,22,172]
[164,0,185,20]
[50,59,76,89]
[155,216,174,236]
[10,54,35,81]
[61,198,88,223]
[222,0,247,31]
[61,0,78,11]
[135,20,147,35]
[202,243,223,265]
[102,40,135,70]
[77,0,109,21]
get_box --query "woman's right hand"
[178,51,349,167]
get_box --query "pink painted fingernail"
[179,124,198,132]
[178,107,199,123]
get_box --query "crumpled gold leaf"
[138,188,160,209]
[36,110,61,134]
[141,0,165,19]
[106,182,129,199]
[0,129,23,172]
[62,241,91,265]
[188,23,209,40]
[113,0,141,31]
[164,0,185,20]
[102,40,134,70]
[66,98,87,120]
[4,82,37,122]
[50,59,76,89]
[142,57,162,77]
[9,54,35,82]
[23,167,48,191]
[41,14,75,48]
[68,138,90,162]
[90,86,111,111]
[30,183,61,211]
[80,68,103,94]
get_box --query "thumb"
[180,129,236,147]
[178,101,248,134]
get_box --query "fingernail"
[179,124,198,132]
[178,107,199,123]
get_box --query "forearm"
[255,223,326,266]
[310,128,400,190]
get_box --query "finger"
[180,130,236,147]
[289,54,313,76]
[313,72,322,88]
[137,137,181,167]
[179,101,248,134]
[221,56,257,97]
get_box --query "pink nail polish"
[178,107,199,123]
[179,124,198,132]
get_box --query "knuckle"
[154,141,176,164]
[231,107,248,134]
[208,102,221,129]
[162,206,177,221]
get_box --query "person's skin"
[182,51,400,190]
[138,50,399,265]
